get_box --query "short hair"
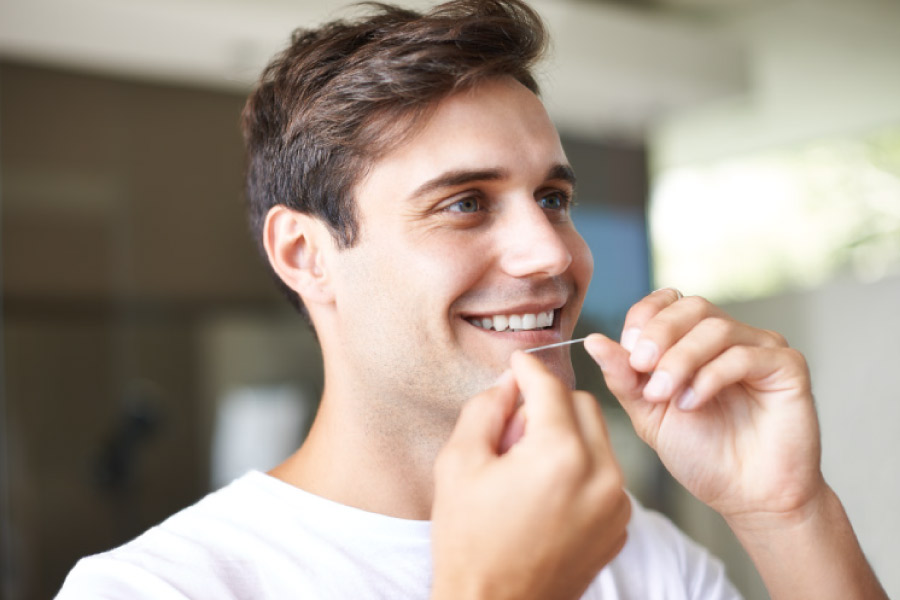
[241,0,548,317]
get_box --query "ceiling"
[0,0,754,141]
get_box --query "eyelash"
[537,190,574,212]
[443,190,574,215]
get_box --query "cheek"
[569,230,594,292]
[408,232,490,296]
[343,234,487,324]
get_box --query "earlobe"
[263,206,335,306]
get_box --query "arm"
[584,288,887,599]
[727,484,884,599]
[430,352,630,600]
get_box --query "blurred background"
[1,0,898,598]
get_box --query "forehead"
[356,77,568,202]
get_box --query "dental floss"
[524,337,587,354]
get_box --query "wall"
[0,61,282,600]
[653,0,900,169]
[720,273,900,597]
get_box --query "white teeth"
[536,311,551,328]
[469,310,555,332]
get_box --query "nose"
[497,199,573,278]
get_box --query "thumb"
[443,371,519,464]
[584,333,647,418]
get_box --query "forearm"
[727,485,887,600]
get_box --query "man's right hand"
[430,351,630,600]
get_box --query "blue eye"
[449,197,481,213]
[538,192,569,211]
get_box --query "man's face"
[326,77,593,416]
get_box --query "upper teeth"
[469,310,554,332]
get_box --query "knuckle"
[548,437,591,481]
[729,344,756,364]
[605,487,631,529]
[763,328,789,347]
[624,303,654,329]
[609,460,627,490]
[704,316,736,338]
[681,294,711,315]
[602,464,626,495]
[655,346,696,382]
[588,460,626,501]
[654,353,688,380]
[783,347,810,372]
[626,289,684,326]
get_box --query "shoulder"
[55,472,285,600]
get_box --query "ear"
[263,205,335,307]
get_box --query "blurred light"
[650,125,900,302]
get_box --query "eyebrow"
[408,163,577,200]
[548,164,577,188]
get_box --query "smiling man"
[57,1,887,599]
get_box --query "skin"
[432,353,629,600]
[266,77,594,519]
[264,77,887,599]
[583,289,887,599]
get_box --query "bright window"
[650,126,900,302]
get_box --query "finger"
[583,333,645,413]
[442,370,519,465]
[509,351,579,433]
[571,391,615,463]
[642,317,788,403]
[498,403,526,454]
[584,333,672,447]
[626,295,729,373]
[620,288,686,351]
[676,346,810,411]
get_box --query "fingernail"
[677,387,697,411]
[643,371,672,400]
[654,287,684,301]
[630,340,659,370]
[621,327,641,352]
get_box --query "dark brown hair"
[241,0,547,316]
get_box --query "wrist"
[724,482,888,600]
[722,475,832,537]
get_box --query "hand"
[584,289,825,521]
[430,351,630,600]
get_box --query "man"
[58,1,887,598]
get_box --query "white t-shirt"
[57,471,742,599]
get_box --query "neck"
[269,379,456,520]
